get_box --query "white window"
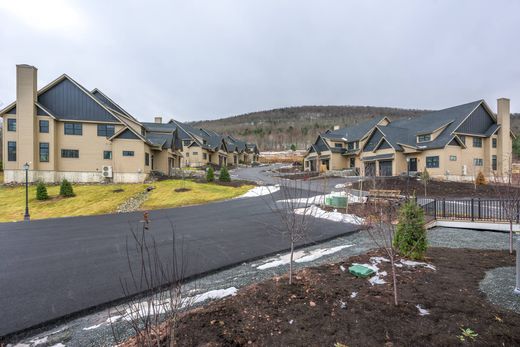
[449,155,457,161]
[473,158,483,166]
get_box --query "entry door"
[365,162,376,176]
[409,158,417,172]
[379,160,393,176]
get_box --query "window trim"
[64,122,82,136]
[449,155,457,161]
[39,119,49,133]
[122,150,135,157]
[145,152,150,166]
[492,138,497,148]
[417,134,431,143]
[425,156,439,168]
[472,137,482,148]
[103,151,112,160]
[7,141,16,161]
[39,142,49,162]
[97,124,115,137]
[7,118,16,132]
[473,158,483,167]
[61,149,79,158]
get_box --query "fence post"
[434,199,437,219]
[517,200,519,224]
[442,198,446,218]
[478,198,481,220]
[471,198,474,222]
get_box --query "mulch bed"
[191,178,257,187]
[174,188,191,193]
[352,176,520,198]
[123,247,519,346]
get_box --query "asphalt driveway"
[0,189,360,338]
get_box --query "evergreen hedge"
[393,200,427,260]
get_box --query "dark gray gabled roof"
[91,89,138,121]
[146,132,174,149]
[323,116,386,142]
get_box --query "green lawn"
[0,179,253,222]
[142,180,253,209]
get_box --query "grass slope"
[0,180,253,222]
[143,180,253,209]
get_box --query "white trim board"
[429,220,520,232]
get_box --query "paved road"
[232,165,365,195]
[0,189,360,338]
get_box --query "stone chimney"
[497,98,512,176]
[333,125,340,131]
[154,116,163,124]
[16,64,37,168]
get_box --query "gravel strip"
[480,267,520,314]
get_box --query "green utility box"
[324,195,348,208]
[348,264,375,278]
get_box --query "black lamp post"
[23,162,30,221]
[406,157,410,197]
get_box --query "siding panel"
[456,104,495,135]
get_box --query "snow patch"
[192,287,238,304]
[416,304,430,316]
[30,337,48,346]
[350,292,358,298]
[256,250,306,270]
[296,245,353,263]
[82,323,103,331]
[369,271,388,285]
[401,259,436,271]
[50,344,66,347]
[240,185,280,197]
[106,315,122,323]
[340,265,346,272]
[295,205,364,224]
[256,245,353,270]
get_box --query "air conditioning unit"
[462,165,467,176]
[102,165,113,178]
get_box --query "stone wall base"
[3,170,149,184]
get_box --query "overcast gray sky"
[0,0,519,122]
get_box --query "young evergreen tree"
[475,171,486,186]
[218,166,231,182]
[36,181,49,200]
[206,166,215,182]
[59,179,75,197]
[393,200,427,260]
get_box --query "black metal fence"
[421,198,520,223]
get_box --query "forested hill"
[188,105,520,151]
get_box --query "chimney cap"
[154,116,163,124]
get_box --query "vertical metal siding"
[456,104,495,135]
[38,79,117,122]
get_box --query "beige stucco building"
[1,65,257,183]
[304,99,514,180]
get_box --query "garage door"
[379,160,393,176]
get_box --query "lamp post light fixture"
[23,162,30,221]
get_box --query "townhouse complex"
[304,99,514,180]
[0,65,258,183]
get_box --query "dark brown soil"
[123,248,518,347]
[174,188,191,193]
[352,176,520,198]
[192,178,257,187]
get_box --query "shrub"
[0,160,3,171]
[206,166,215,182]
[218,165,231,182]
[59,179,75,197]
[475,171,486,186]
[290,144,296,151]
[393,200,427,260]
[36,182,49,200]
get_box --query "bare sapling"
[110,222,189,347]
[363,198,401,306]
[261,177,320,284]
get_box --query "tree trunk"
[390,254,398,306]
[289,240,294,285]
